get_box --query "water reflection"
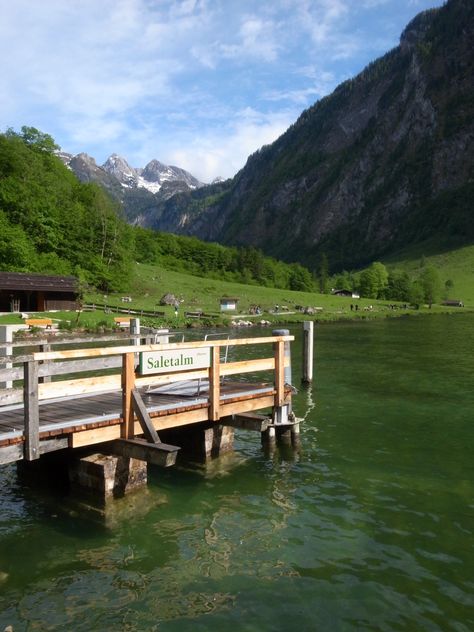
[1,316,474,630]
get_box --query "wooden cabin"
[0,272,78,312]
[331,289,360,299]
[442,300,464,307]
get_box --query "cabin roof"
[219,297,239,302]
[0,272,78,293]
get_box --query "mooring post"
[302,321,314,384]
[131,318,140,347]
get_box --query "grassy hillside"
[4,264,469,334]
[2,244,472,332]
[385,244,474,304]
[89,262,372,322]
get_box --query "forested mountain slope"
[146,0,474,272]
[0,128,315,293]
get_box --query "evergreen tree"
[317,253,329,293]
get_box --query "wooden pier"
[0,334,295,480]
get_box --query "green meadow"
[385,243,474,305]
[2,243,472,333]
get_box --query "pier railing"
[0,335,293,460]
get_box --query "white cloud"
[291,67,338,99]
[238,17,280,61]
[155,108,296,182]
[361,0,391,7]
[296,0,349,45]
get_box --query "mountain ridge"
[57,150,205,222]
[137,0,473,272]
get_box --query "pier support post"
[161,422,234,460]
[121,352,135,439]
[203,424,234,459]
[291,422,301,447]
[272,329,292,386]
[24,361,40,461]
[272,329,292,425]
[262,425,276,444]
[69,453,147,499]
[302,321,314,384]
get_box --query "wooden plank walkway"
[0,380,281,466]
[0,381,275,443]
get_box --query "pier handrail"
[30,335,294,361]
[0,335,294,406]
[2,334,294,460]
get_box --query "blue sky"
[1,0,443,182]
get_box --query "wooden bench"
[114,316,132,328]
[184,311,203,319]
[25,318,53,329]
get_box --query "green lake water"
[0,314,473,631]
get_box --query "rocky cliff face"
[147,0,474,271]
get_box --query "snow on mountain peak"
[102,154,138,187]
[65,150,205,194]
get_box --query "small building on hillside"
[332,289,360,299]
[0,272,79,312]
[219,297,239,312]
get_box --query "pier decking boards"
[0,381,276,444]
[0,334,294,465]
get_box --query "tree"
[0,211,36,271]
[408,280,424,308]
[317,252,329,293]
[444,279,454,299]
[420,266,441,308]
[387,270,411,301]
[19,126,59,153]
[289,263,314,292]
[334,270,353,291]
[358,262,389,298]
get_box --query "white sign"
[139,347,211,375]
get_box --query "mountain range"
[63,0,474,273]
[57,151,205,224]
